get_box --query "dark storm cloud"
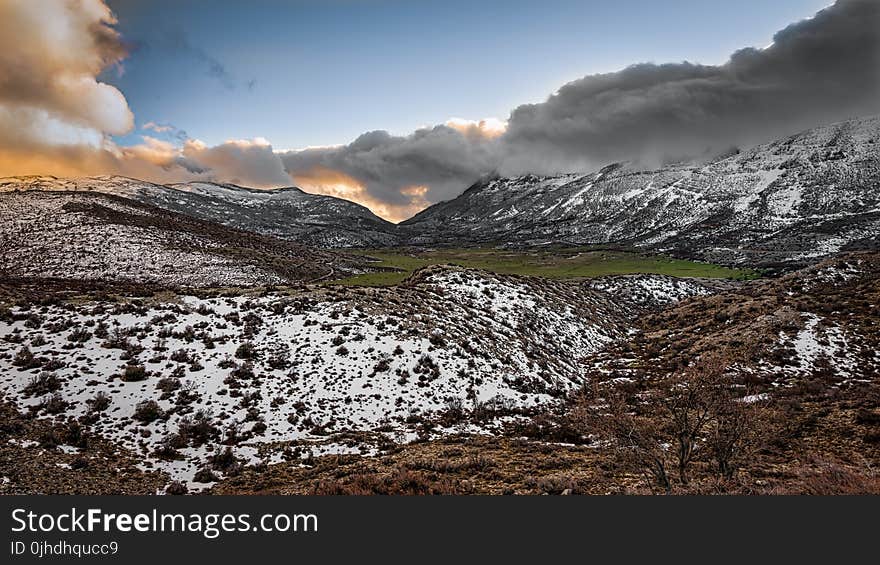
[278,0,880,216]
[279,125,500,219]
[499,0,880,174]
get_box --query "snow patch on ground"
[0,270,620,486]
[585,274,714,308]
[779,313,858,378]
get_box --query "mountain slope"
[402,116,880,269]
[3,116,878,267]
[0,265,676,485]
[587,251,880,384]
[0,176,399,248]
[0,190,363,287]
[213,252,880,495]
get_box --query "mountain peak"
[402,115,880,268]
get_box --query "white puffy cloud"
[0,0,132,144]
[0,2,291,190]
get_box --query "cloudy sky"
[0,0,877,221]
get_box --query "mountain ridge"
[0,188,365,287]
[401,115,880,269]
[2,115,878,268]
[0,175,399,248]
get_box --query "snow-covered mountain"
[0,190,364,286]
[0,176,398,248]
[402,116,880,269]
[3,116,878,269]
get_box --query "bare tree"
[583,379,675,493]
[604,393,673,493]
[661,357,728,485]
[589,352,775,491]
[707,392,773,479]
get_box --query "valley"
[0,116,878,495]
[327,247,756,286]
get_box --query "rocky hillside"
[0,266,714,489]
[587,251,880,386]
[212,253,880,495]
[0,175,398,248]
[0,190,364,287]
[1,254,875,494]
[403,116,880,270]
